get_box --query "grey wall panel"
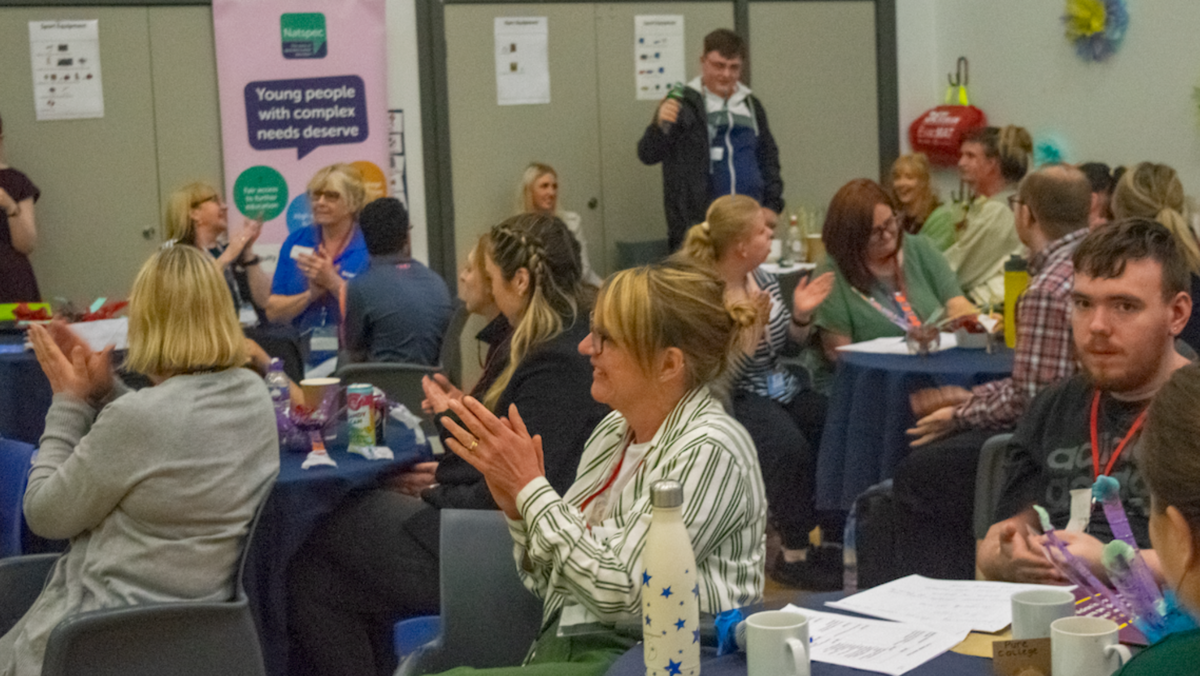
[592,2,732,268]
[0,7,162,302]
[148,5,224,212]
[748,0,880,217]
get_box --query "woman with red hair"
[814,179,975,360]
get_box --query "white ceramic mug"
[1011,588,1076,639]
[1050,616,1132,676]
[745,610,810,676]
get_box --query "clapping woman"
[287,213,607,676]
[436,260,767,675]
[0,245,279,676]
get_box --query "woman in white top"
[436,260,767,675]
[519,162,603,287]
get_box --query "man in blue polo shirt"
[343,197,453,365]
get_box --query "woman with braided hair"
[1110,161,1200,352]
[287,213,607,676]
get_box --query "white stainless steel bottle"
[641,480,700,676]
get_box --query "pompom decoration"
[1063,0,1129,62]
[1034,134,1069,167]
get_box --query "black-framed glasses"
[870,216,898,241]
[311,190,342,202]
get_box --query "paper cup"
[299,377,341,409]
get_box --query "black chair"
[438,302,470,389]
[334,362,440,416]
[395,509,544,675]
[0,501,270,676]
[972,433,1015,540]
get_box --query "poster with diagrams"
[634,15,685,101]
[29,20,105,121]
[388,109,409,208]
[494,17,550,106]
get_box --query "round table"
[816,347,1014,512]
[604,592,991,676]
[246,422,431,676]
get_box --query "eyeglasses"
[311,190,342,202]
[191,195,221,208]
[870,216,898,241]
[589,324,610,355]
[1007,195,1023,210]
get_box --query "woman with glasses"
[163,181,269,325]
[287,213,608,676]
[265,163,370,336]
[674,195,841,589]
[815,178,974,360]
[435,260,766,676]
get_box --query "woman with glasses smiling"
[815,178,975,361]
[436,259,766,675]
[265,164,370,354]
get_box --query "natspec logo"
[281,13,327,59]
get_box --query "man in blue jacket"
[638,28,784,251]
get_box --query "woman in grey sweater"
[0,245,279,676]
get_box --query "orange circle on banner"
[353,161,388,201]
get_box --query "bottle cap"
[650,480,684,508]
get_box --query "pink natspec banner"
[212,0,389,256]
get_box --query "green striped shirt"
[507,386,767,630]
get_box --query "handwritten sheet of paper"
[835,334,959,355]
[781,606,967,676]
[826,575,1074,635]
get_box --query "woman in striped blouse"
[675,195,843,590]
[439,260,767,675]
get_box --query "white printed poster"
[494,17,550,106]
[388,109,408,209]
[28,20,105,121]
[634,15,685,101]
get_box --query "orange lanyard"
[1089,391,1148,478]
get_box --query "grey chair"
[0,553,57,635]
[438,302,470,389]
[396,509,544,675]
[335,362,440,416]
[973,433,1015,540]
[0,503,269,676]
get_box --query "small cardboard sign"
[992,638,1051,676]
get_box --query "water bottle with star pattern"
[641,480,700,676]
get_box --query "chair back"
[973,433,1015,540]
[0,437,36,559]
[438,302,469,388]
[397,509,544,674]
[335,362,440,417]
[40,494,272,676]
[0,553,58,635]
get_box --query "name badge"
[767,372,787,398]
[710,146,724,161]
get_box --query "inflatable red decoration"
[908,105,988,167]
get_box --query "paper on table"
[780,605,967,676]
[826,575,1075,635]
[69,318,128,351]
[835,334,958,355]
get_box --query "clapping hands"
[28,321,115,405]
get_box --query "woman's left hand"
[28,323,114,404]
[442,397,545,519]
[792,271,834,319]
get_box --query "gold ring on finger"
[469,438,479,452]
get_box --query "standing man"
[637,29,783,251]
[892,164,1092,580]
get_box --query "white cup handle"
[1106,643,1133,666]
[785,637,810,676]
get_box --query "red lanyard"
[855,288,922,331]
[1089,391,1148,479]
[579,433,643,514]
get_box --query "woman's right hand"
[792,271,834,319]
[421,373,463,415]
[386,461,440,497]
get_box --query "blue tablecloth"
[247,422,430,676]
[604,592,991,676]
[816,347,1014,512]
[0,335,51,446]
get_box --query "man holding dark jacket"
[637,28,783,251]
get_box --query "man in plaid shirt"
[892,164,1092,580]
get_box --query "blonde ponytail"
[674,195,762,268]
[1113,162,1200,272]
